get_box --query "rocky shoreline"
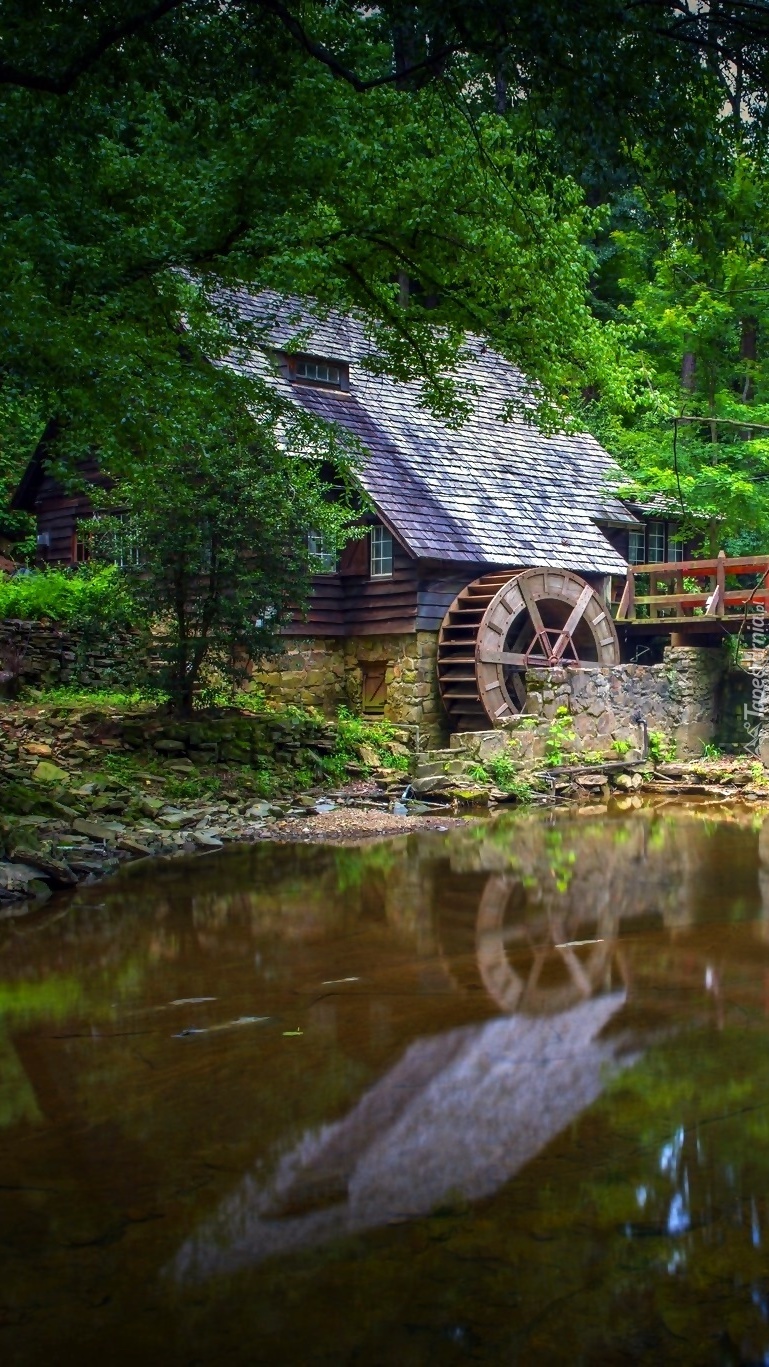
[2,699,769,915]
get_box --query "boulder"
[72,817,121,841]
[33,760,70,784]
[8,848,78,886]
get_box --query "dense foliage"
[93,414,360,713]
[0,564,137,629]
[4,2,769,578]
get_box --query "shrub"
[0,565,139,629]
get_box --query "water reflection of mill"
[173,826,651,1283]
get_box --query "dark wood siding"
[288,573,345,635]
[33,458,108,567]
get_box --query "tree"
[89,384,360,715]
[584,159,769,548]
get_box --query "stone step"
[414,760,450,779]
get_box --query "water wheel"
[437,568,620,730]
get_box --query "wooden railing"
[615,551,769,624]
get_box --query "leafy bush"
[323,707,411,780]
[0,565,139,629]
[648,730,676,763]
[544,707,578,767]
[611,738,632,756]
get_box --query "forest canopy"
[4,1,769,549]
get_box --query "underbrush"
[323,707,411,783]
[0,565,139,628]
[31,684,165,710]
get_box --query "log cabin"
[10,293,689,738]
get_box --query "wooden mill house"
[12,294,692,740]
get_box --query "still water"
[3,803,769,1365]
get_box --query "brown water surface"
[3,803,769,1364]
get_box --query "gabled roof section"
[229,290,637,576]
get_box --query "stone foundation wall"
[249,638,348,714]
[0,618,149,693]
[344,632,443,740]
[251,631,445,742]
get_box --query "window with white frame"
[668,525,684,561]
[99,515,142,570]
[647,522,666,563]
[370,525,393,578]
[628,528,646,564]
[294,357,343,387]
[308,531,336,573]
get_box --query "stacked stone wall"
[0,618,149,693]
[251,631,445,742]
[522,646,728,758]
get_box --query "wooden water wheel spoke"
[476,649,530,667]
[438,567,621,728]
[518,576,551,658]
[549,584,595,662]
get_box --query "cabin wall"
[284,539,420,638]
[35,482,96,566]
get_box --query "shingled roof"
[225,291,636,577]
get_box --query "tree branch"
[0,0,188,93]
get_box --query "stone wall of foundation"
[523,646,729,758]
[343,632,443,742]
[250,631,446,742]
[249,639,348,714]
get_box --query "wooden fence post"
[716,549,726,618]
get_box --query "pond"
[3,802,769,1365]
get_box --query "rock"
[245,802,272,819]
[153,739,186,753]
[72,817,121,841]
[191,831,224,849]
[156,813,185,829]
[164,759,197,772]
[357,743,380,767]
[33,760,70,784]
[613,773,634,791]
[139,797,166,817]
[117,836,154,856]
[7,848,77,886]
[0,861,46,892]
[575,773,608,787]
[387,741,411,758]
[24,742,52,757]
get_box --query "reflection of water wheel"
[437,568,620,730]
[475,874,621,1015]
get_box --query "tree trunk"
[681,351,696,392]
[740,316,757,402]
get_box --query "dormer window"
[291,355,348,389]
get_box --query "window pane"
[647,523,665,563]
[370,525,393,577]
[668,526,684,561]
[629,529,646,564]
[295,358,341,386]
[308,531,336,573]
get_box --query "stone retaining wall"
[524,646,728,758]
[0,618,149,693]
[452,646,736,763]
